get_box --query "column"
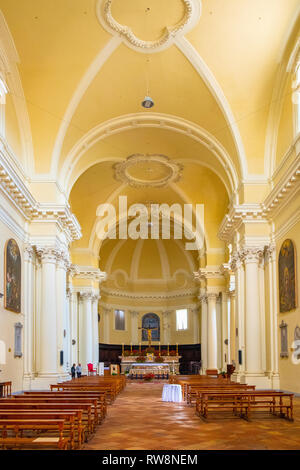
[56,253,69,377]
[162,310,172,345]
[92,295,100,365]
[102,307,111,344]
[221,291,229,370]
[207,292,218,370]
[200,293,208,374]
[242,247,264,384]
[231,252,245,381]
[23,245,35,389]
[191,307,200,344]
[70,290,78,366]
[228,291,236,364]
[266,245,280,388]
[65,289,71,373]
[130,311,139,345]
[37,248,59,378]
[79,292,93,373]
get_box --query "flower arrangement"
[155,356,164,363]
[131,350,139,356]
[139,350,147,356]
[169,350,177,356]
[144,373,155,382]
[161,350,168,356]
[123,350,130,357]
[136,356,145,363]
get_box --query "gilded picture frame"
[279,239,297,313]
[4,239,21,313]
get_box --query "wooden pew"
[0,418,69,450]
[0,410,83,449]
[23,391,107,419]
[196,390,294,421]
[0,402,94,436]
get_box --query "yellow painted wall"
[0,218,24,392]
[276,212,300,393]
[5,94,23,163]
[99,305,199,346]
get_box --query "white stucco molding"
[73,266,107,283]
[62,113,238,195]
[0,143,82,242]
[96,0,201,53]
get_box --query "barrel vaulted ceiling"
[0,0,299,261]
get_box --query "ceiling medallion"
[97,0,201,53]
[113,154,183,188]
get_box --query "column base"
[25,373,71,390]
[238,372,273,389]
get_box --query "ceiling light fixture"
[142,96,154,108]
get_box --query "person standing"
[71,363,76,379]
[76,363,82,378]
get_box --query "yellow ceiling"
[0,0,299,274]
[0,0,298,176]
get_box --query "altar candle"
[122,343,124,355]
[176,343,178,355]
[167,343,169,355]
[139,342,141,353]
[159,342,161,354]
[130,342,132,353]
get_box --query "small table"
[162,384,182,403]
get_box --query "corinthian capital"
[24,244,34,262]
[240,247,264,264]
[37,247,61,264]
[230,251,242,271]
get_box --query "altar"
[129,363,170,377]
[120,356,181,374]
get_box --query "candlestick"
[130,342,132,353]
[167,343,169,355]
[122,343,124,355]
[176,343,178,355]
[139,342,141,353]
[159,342,161,354]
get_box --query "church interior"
[0,0,299,451]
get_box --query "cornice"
[219,152,300,243]
[73,266,107,282]
[100,286,197,301]
[193,266,224,281]
[0,144,82,242]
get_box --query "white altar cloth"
[162,384,182,403]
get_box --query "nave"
[84,382,300,451]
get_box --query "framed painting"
[279,239,297,313]
[4,239,21,313]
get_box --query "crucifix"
[138,326,158,347]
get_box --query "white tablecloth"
[162,384,182,403]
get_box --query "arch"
[63,113,238,195]
[0,11,34,174]
[142,313,160,342]
[92,206,206,259]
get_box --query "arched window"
[142,313,160,341]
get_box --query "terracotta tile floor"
[84,382,300,450]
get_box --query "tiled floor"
[84,382,300,450]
